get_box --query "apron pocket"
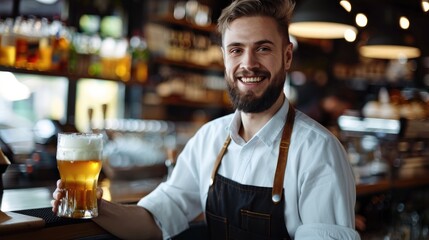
[240,209,271,236]
[206,210,228,239]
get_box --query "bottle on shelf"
[0,17,69,72]
[37,18,53,71]
[129,34,150,83]
[50,20,71,72]
[0,18,16,67]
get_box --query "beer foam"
[57,133,103,161]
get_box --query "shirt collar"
[228,96,291,146]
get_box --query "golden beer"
[56,133,103,219]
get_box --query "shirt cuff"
[295,223,361,240]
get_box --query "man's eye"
[257,47,271,52]
[229,48,242,54]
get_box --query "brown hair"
[217,0,295,43]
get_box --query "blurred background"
[1,0,429,239]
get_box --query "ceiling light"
[344,29,356,42]
[359,32,421,60]
[355,13,367,27]
[359,7,420,60]
[360,45,420,60]
[422,0,429,12]
[289,0,357,39]
[340,0,352,12]
[399,16,410,29]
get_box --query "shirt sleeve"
[138,132,204,239]
[138,184,192,239]
[295,131,359,239]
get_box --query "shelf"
[392,167,429,189]
[163,97,231,109]
[0,66,69,78]
[145,96,232,110]
[0,66,125,82]
[0,66,130,83]
[356,167,429,196]
[356,178,391,196]
[146,15,224,81]
[149,15,217,34]
[153,57,224,73]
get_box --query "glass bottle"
[0,18,16,67]
[14,17,29,68]
[37,18,53,71]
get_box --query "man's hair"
[217,0,295,43]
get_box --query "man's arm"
[93,199,163,240]
[295,133,359,239]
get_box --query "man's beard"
[226,68,286,113]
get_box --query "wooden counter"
[0,177,164,239]
[0,188,112,239]
[1,167,428,239]
[1,216,113,240]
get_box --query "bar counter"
[1,167,429,239]
[0,175,164,239]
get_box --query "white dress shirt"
[138,97,360,239]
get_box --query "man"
[52,0,360,239]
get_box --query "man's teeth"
[241,77,263,83]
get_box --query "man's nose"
[241,51,260,70]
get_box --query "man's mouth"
[239,76,264,83]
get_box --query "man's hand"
[51,179,103,214]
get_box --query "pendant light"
[358,8,421,60]
[359,31,421,60]
[422,0,429,12]
[289,0,357,39]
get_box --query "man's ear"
[284,43,293,70]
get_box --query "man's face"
[222,16,293,113]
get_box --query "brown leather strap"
[209,105,296,203]
[210,135,231,186]
[272,106,295,204]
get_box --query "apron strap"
[272,106,295,204]
[210,135,231,186]
[209,105,296,203]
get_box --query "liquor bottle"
[0,18,16,67]
[51,21,71,72]
[37,18,53,71]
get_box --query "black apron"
[205,106,295,240]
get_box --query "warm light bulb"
[360,45,421,60]
[340,0,352,12]
[289,22,357,39]
[422,0,429,12]
[344,29,356,42]
[355,13,367,27]
[399,16,410,29]
[289,0,358,39]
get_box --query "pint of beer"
[56,133,103,219]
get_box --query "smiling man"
[52,0,360,239]
[223,16,292,115]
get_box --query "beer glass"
[56,133,103,219]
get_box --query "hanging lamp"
[359,32,421,60]
[289,0,357,39]
[358,8,421,60]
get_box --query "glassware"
[56,133,103,219]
